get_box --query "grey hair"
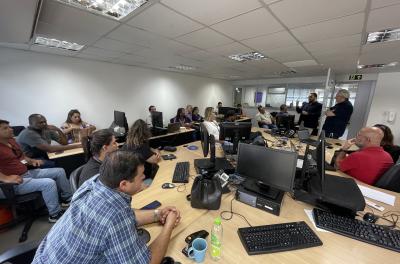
[337,89,350,99]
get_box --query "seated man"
[146,105,157,127]
[335,127,394,185]
[256,106,277,129]
[0,120,71,222]
[17,114,81,167]
[32,151,181,264]
[276,104,289,117]
[224,110,237,122]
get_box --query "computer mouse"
[363,212,378,223]
[162,183,175,189]
[327,145,334,149]
[335,143,342,146]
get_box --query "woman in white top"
[203,107,220,140]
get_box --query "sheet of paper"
[297,159,304,169]
[357,184,395,206]
[304,209,330,233]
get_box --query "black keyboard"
[238,221,322,255]
[172,162,190,183]
[313,208,400,253]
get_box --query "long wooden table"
[132,131,400,264]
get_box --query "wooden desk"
[236,117,251,122]
[132,139,400,264]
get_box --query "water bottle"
[210,217,223,261]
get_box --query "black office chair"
[69,165,85,193]
[0,240,40,264]
[0,183,45,243]
[374,160,400,193]
[11,126,25,137]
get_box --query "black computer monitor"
[236,143,298,199]
[275,115,295,131]
[113,110,128,133]
[219,122,252,154]
[151,111,163,128]
[218,107,238,116]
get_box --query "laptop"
[297,129,318,146]
[167,122,181,133]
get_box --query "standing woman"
[78,129,118,187]
[61,109,96,143]
[122,119,161,186]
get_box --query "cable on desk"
[362,205,400,229]
[177,184,186,193]
[220,197,252,227]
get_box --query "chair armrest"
[0,181,18,200]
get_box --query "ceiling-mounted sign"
[349,74,363,80]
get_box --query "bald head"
[355,127,384,148]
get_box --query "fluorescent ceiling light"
[357,62,398,69]
[283,60,318,67]
[229,52,267,62]
[34,36,84,51]
[57,0,148,20]
[366,28,400,44]
[169,64,197,71]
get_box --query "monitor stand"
[243,179,280,200]
[194,157,235,174]
[151,126,167,136]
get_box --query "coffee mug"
[188,238,208,263]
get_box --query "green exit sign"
[349,74,362,80]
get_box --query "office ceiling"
[1,0,400,80]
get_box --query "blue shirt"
[32,176,151,264]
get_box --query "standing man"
[33,151,181,264]
[323,89,353,138]
[146,105,157,127]
[17,114,81,168]
[296,93,322,135]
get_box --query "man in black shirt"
[323,89,353,139]
[296,93,322,134]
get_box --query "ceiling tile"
[291,13,364,43]
[175,28,234,49]
[0,42,30,50]
[127,3,203,38]
[311,46,360,59]
[242,31,298,52]
[76,53,116,62]
[304,34,362,54]
[93,38,146,54]
[112,54,148,66]
[360,41,400,64]
[80,47,125,58]
[106,25,160,47]
[269,0,366,28]
[370,0,400,9]
[366,4,400,32]
[206,42,252,57]
[211,8,284,40]
[161,0,262,25]
[180,50,219,61]
[264,45,312,63]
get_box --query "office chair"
[374,159,400,193]
[0,240,40,264]
[0,183,45,243]
[11,126,25,137]
[69,165,85,193]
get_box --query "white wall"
[0,47,232,128]
[366,72,400,144]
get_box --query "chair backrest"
[11,126,25,137]
[0,240,39,264]
[375,160,400,193]
[69,165,85,193]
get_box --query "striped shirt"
[32,175,151,264]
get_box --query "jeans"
[16,168,71,215]
[262,124,278,129]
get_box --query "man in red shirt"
[335,127,394,185]
[0,120,72,222]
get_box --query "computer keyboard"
[313,208,400,253]
[238,221,322,255]
[172,161,190,183]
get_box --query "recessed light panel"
[169,64,197,71]
[357,62,398,69]
[366,28,400,44]
[57,0,148,20]
[229,52,267,62]
[34,36,84,51]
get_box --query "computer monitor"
[113,110,128,134]
[219,122,252,154]
[236,143,298,199]
[275,115,295,131]
[151,111,163,128]
[218,107,239,116]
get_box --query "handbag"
[190,174,222,210]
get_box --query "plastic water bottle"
[210,217,223,261]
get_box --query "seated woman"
[61,109,96,143]
[171,108,191,127]
[203,107,221,141]
[78,129,118,187]
[122,119,161,186]
[374,124,400,162]
[192,106,203,122]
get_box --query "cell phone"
[161,154,176,160]
[140,200,161,210]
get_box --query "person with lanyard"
[78,129,119,187]
[322,89,353,139]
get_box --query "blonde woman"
[203,107,220,140]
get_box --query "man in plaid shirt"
[33,151,181,264]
